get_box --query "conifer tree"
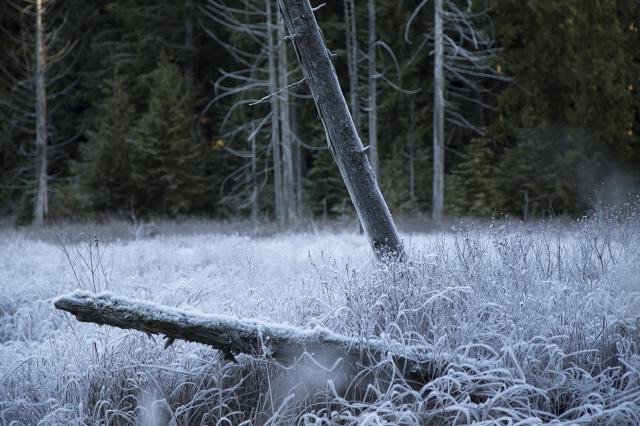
[130,56,205,217]
[75,78,136,213]
[490,0,639,216]
[0,119,21,214]
[305,148,349,219]
[448,138,498,217]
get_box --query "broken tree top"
[53,292,486,379]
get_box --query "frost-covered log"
[54,292,468,381]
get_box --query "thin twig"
[249,77,306,106]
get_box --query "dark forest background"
[1,0,639,225]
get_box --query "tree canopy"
[1,0,638,222]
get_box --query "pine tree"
[489,0,640,216]
[129,56,205,217]
[305,148,349,219]
[0,114,21,215]
[497,128,585,217]
[75,78,136,213]
[448,138,498,217]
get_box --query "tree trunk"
[266,0,284,227]
[432,0,445,222]
[54,292,470,381]
[250,128,259,233]
[367,0,378,178]
[33,0,48,226]
[278,12,295,225]
[408,97,417,213]
[278,0,403,257]
[291,99,303,217]
[344,0,359,132]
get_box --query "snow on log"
[53,292,475,381]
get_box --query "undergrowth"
[1,204,639,424]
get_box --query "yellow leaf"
[211,139,225,151]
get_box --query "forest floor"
[1,212,639,425]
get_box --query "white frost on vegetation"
[1,210,640,424]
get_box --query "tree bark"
[33,0,48,226]
[250,127,259,233]
[54,292,470,381]
[291,99,303,217]
[432,0,445,222]
[344,0,359,133]
[408,97,417,213]
[266,0,284,227]
[367,0,378,178]
[278,0,403,258]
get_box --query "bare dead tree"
[266,0,285,225]
[250,125,259,231]
[202,0,301,227]
[33,0,48,225]
[278,0,403,258]
[367,0,378,178]
[291,96,303,217]
[0,0,76,225]
[405,0,509,221]
[278,10,296,224]
[432,0,445,222]
[362,0,417,192]
[343,0,360,132]
[406,95,418,212]
[201,0,270,219]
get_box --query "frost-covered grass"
[1,207,640,425]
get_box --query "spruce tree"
[305,148,349,219]
[448,138,498,217]
[76,78,136,213]
[129,56,205,217]
[0,117,20,215]
[489,0,640,216]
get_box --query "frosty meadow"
[1,208,640,424]
[2,0,640,424]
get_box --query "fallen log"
[54,292,483,382]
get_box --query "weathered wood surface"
[278,0,403,258]
[54,292,475,381]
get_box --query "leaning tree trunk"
[344,0,359,132]
[33,0,48,226]
[277,0,402,257]
[367,0,378,178]
[266,0,284,227]
[432,0,445,222]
